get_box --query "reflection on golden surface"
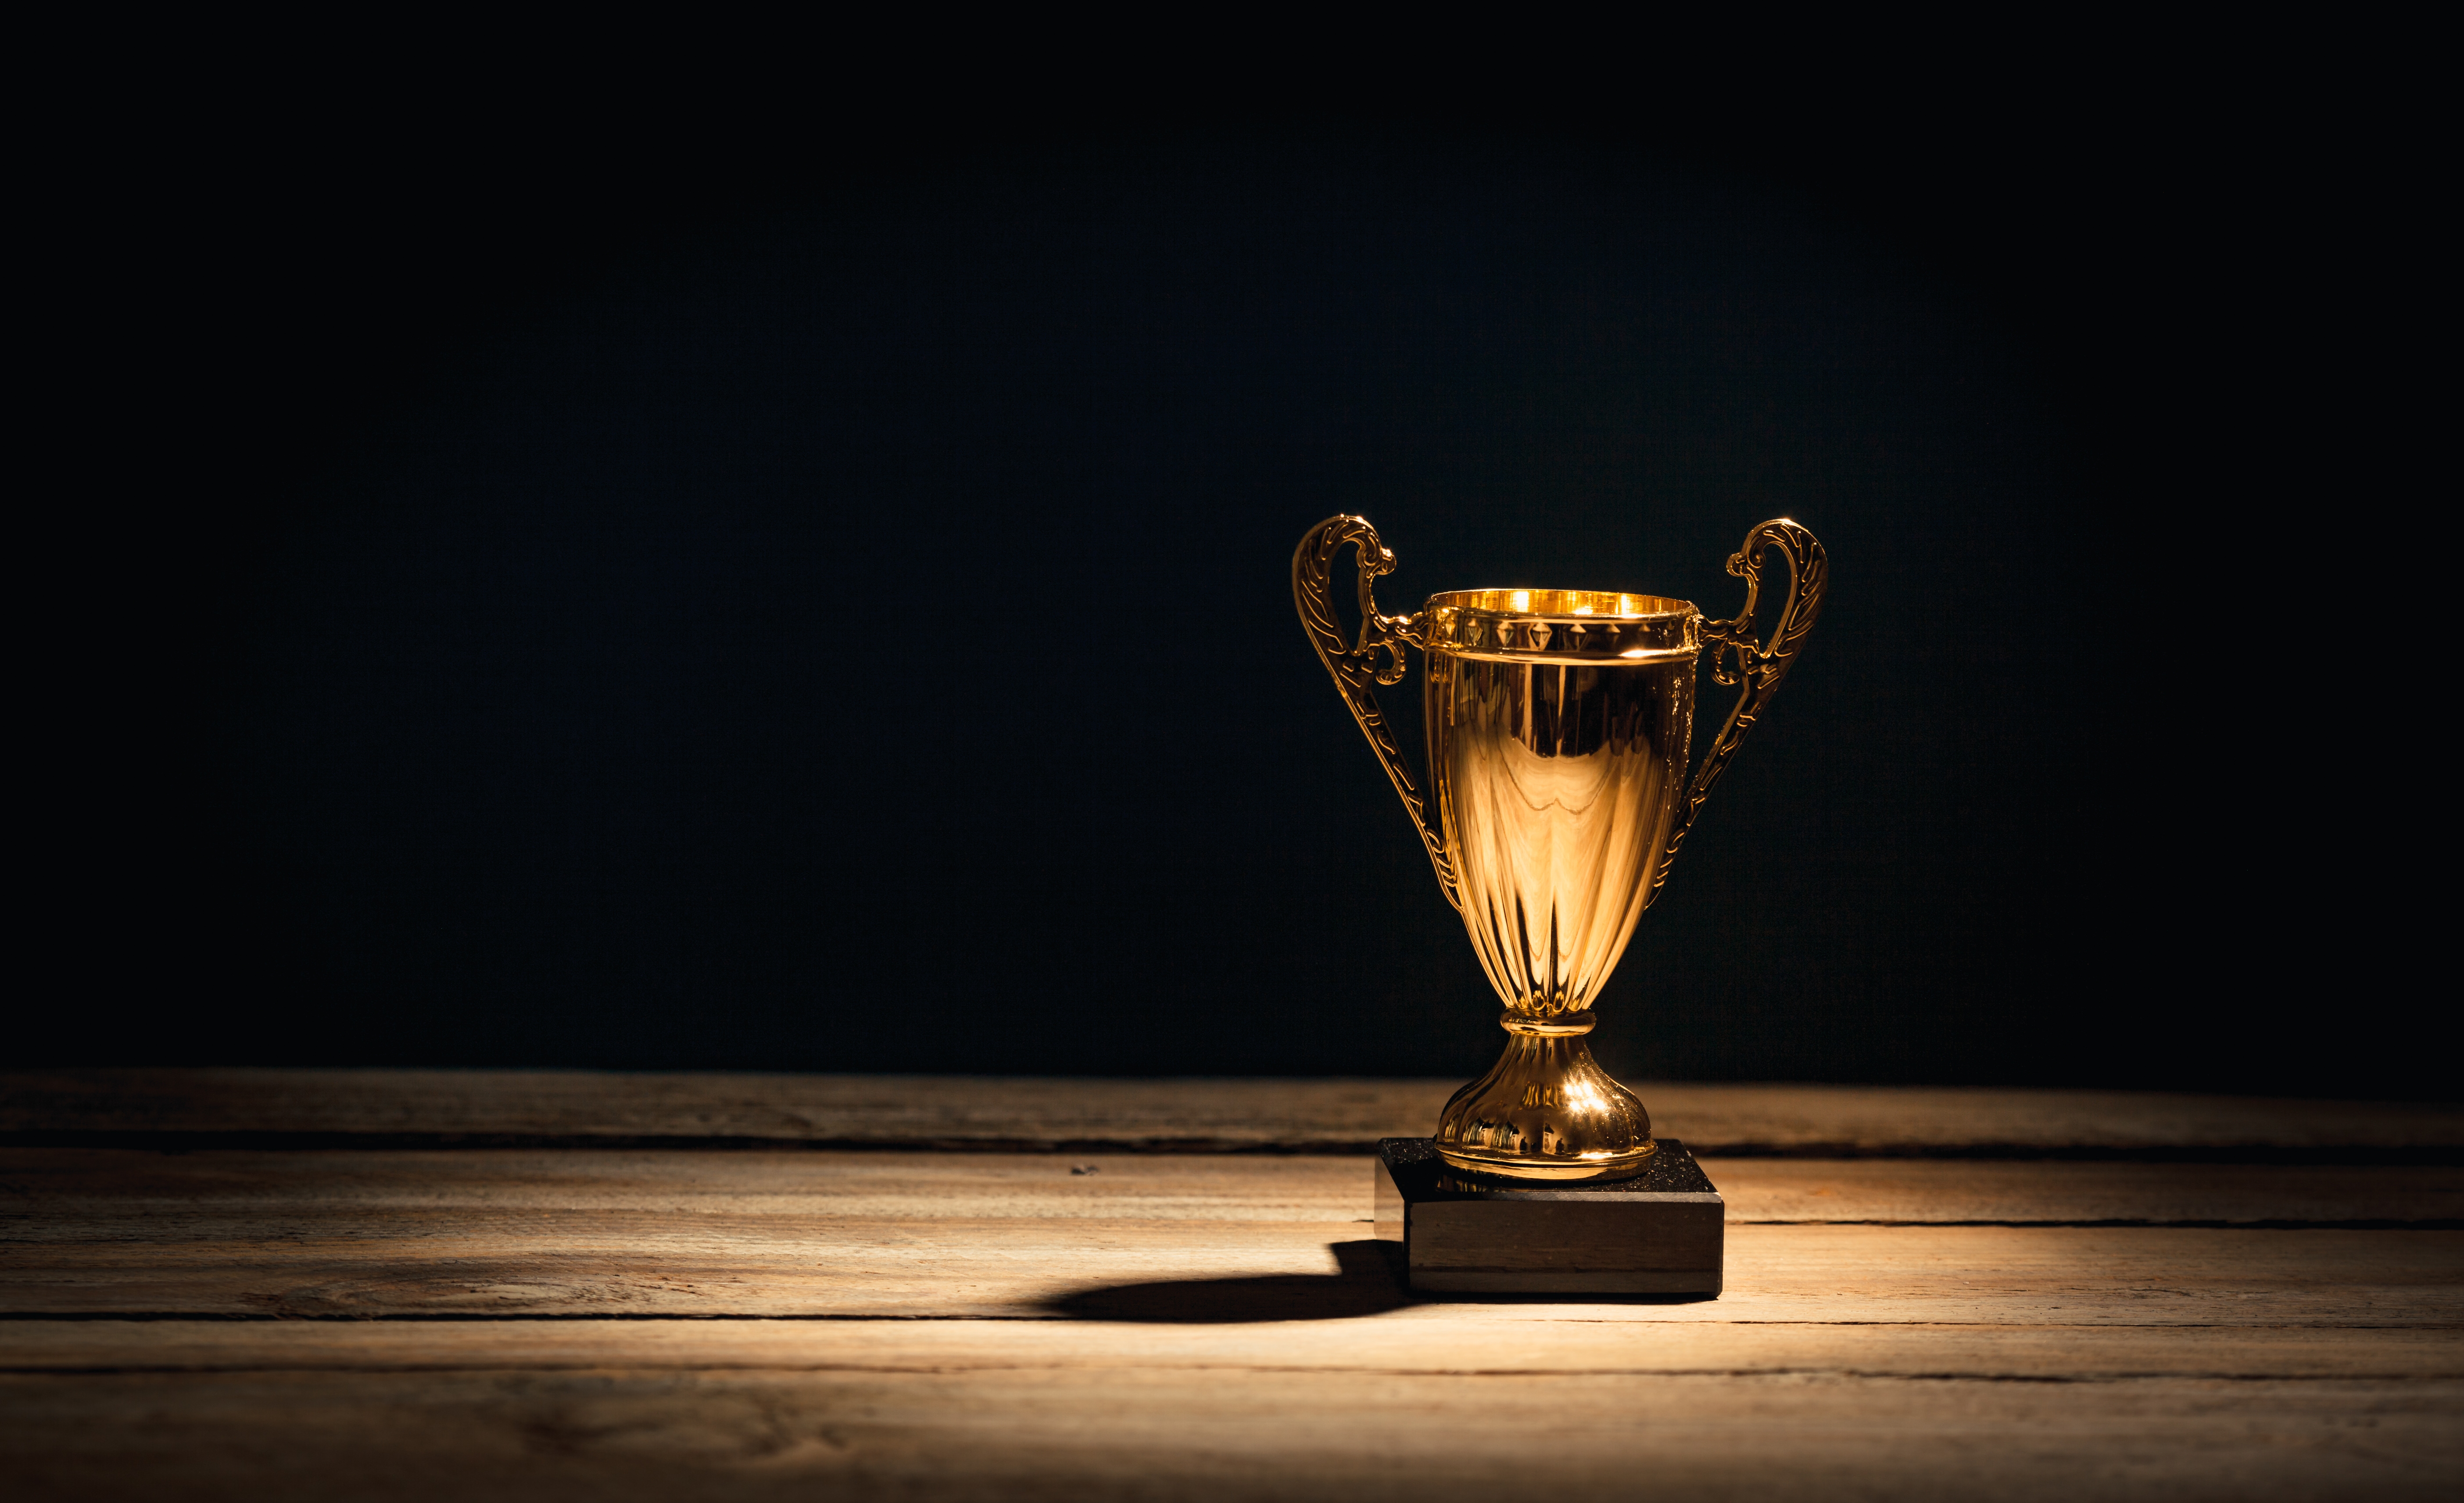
[1295,515,1827,1181]
[1433,651,1688,1022]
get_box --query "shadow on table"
[1044,1240,1716,1323]
[1043,1240,1412,1322]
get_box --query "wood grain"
[1716,1158,2464,1224]
[9,1070,2459,1154]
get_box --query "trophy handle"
[1292,515,1462,911]
[1654,517,1829,897]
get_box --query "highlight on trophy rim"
[1293,515,1827,1182]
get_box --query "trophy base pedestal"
[1374,1137,1723,1295]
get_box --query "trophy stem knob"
[1501,1009,1597,1036]
[1433,1029,1655,1182]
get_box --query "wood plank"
[7,1225,2449,1325]
[5,1151,2459,1324]
[9,1070,2460,1154]
[5,1363,2458,1502]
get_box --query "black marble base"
[1373,1137,1724,1295]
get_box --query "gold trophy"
[1295,515,1826,1182]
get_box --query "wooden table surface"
[5,1070,2460,1500]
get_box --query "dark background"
[29,87,2429,1097]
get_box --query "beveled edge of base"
[1435,1138,1659,1183]
[1410,1269,1723,1295]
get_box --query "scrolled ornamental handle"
[1653,517,1829,897]
[1292,515,1462,911]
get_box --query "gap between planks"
[4,1317,2462,1379]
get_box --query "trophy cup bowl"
[1295,516,1826,1182]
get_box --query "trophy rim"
[1423,587,1697,621]
[1422,590,1703,663]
